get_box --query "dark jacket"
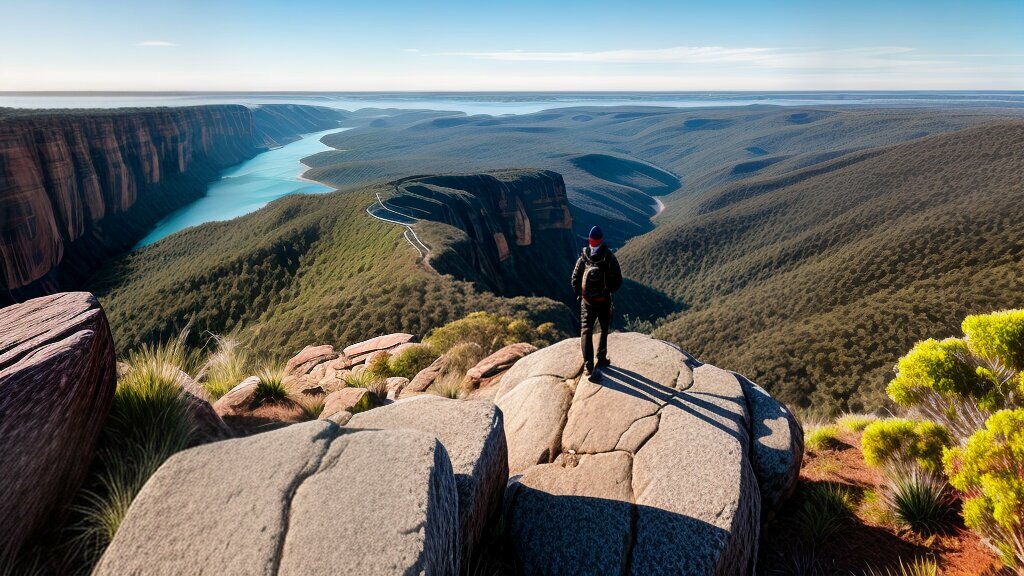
[571,243,623,303]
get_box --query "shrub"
[890,310,1024,425]
[388,344,439,379]
[365,351,392,379]
[888,338,981,408]
[945,408,1024,570]
[962,309,1024,372]
[254,365,289,403]
[861,418,952,474]
[793,483,854,547]
[805,424,843,452]
[425,311,553,356]
[836,413,879,433]
[884,466,955,536]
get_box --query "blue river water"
[135,127,348,247]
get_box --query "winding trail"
[365,193,431,261]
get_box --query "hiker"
[571,225,623,378]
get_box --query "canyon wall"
[0,104,344,304]
[387,170,577,301]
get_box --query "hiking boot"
[596,358,611,368]
[588,367,602,382]
[583,363,595,377]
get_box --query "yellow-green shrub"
[862,418,952,474]
[887,338,981,407]
[962,309,1024,372]
[889,310,1024,416]
[944,408,1024,569]
[425,311,554,356]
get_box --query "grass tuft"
[884,468,955,536]
[865,557,940,576]
[793,483,855,548]
[805,424,844,452]
[837,413,879,433]
[254,364,289,403]
[429,372,466,399]
[197,334,250,401]
[299,399,326,421]
[72,337,196,563]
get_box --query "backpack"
[581,257,607,302]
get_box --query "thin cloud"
[440,45,957,71]
[137,41,177,47]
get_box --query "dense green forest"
[90,186,572,357]
[619,121,1024,413]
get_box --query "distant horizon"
[5,90,1024,95]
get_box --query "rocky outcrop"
[346,396,508,560]
[95,421,461,576]
[320,387,369,419]
[343,333,416,364]
[212,376,260,417]
[466,342,537,386]
[495,332,803,575]
[0,105,345,303]
[386,170,577,300]
[0,292,116,559]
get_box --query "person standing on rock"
[571,225,623,378]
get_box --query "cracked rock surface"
[345,396,508,562]
[95,421,460,576]
[496,332,802,576]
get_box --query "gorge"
[0,104,346,304]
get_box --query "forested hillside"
[617,121,1024,413]
[302,106,1023,245]
[89,182,573,356]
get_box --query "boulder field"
[0,292,801,574]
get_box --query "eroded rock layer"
[0,292,116,559]
[387,170,577,300]
[0,105,344,303]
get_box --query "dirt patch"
[761,430,1003,575]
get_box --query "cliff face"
[0,105,344,304]
[387,170,577,301]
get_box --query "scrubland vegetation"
[765,309,1024,575]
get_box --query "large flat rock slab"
[0,292,116,559]
[496,332,795,575]
[95,421,460,576]
[346,396,508,558]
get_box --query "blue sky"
[1,0,1022,90]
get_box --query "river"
[134,127,348,247]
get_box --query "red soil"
[760,429,1003,575]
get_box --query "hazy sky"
[1,0,1022,91]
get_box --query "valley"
[4,99,1024,417]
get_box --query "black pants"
[581,298,611,369]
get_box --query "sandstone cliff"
[0,105,344,304]
[385,170,577,301]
